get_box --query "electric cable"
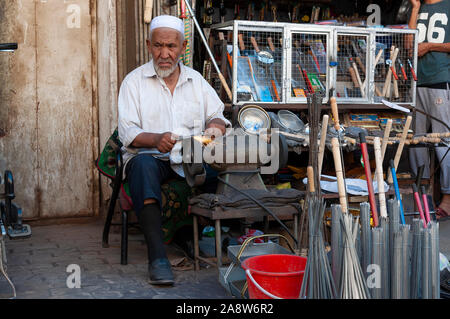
[216,176,298,245]
[0,239,16,299]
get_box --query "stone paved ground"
[1,218,449,299]
[0,219,231,299]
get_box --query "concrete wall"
[0,0,98,219]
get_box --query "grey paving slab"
[440,219,450,260]
[0,220,230,299]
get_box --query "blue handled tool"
[390,159,405,224]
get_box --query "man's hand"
[409,0,421,9]
[205,118,226,139]
[418,42,431,57]
[156,132,177,153]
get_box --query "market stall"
[143,0,449,299]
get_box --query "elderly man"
[408,0,450,220]
[118,15,230,285]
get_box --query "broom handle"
[421,185,431,224]
[318,114,329,177]
[267,37,275,52]
[374,137,387,218]
[238,34,245,51]
[382,46,395,97]
[412,184,427,228]
[387,115,412,184]
[144,0,153,23]
[352,61,365,98]
[330,97,340,131]
[307,166,315,194]
[331,137,348,213]
[381,119,393,161]
[392,48,400,98]
[360,133,379,227]
[373,48,384,96]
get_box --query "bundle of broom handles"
[329,98,427,227]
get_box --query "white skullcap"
[150,15,185,38]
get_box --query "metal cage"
[210,21,418,106]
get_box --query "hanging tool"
[350,57,365,97]
[234,3,240,20]
[387,115,412,184]
[397,58,408,81]
[412,184,427,228]
[386,59,399,81]
[219,0,226,23]
[389,159,406,225]
[330,97,349,212]
[238,34,251,57]
[183,0,232,101]
[407,58,417,82]
[383,46,395,97]
[359,133,379,227]
[318,114,329,177]
[203,0,214,25]
[298,64,314,93]
[250,36,274,65]
[266,38,281,101]
[391,51,400,99]
[374,137,387,218]
[246,57,261,101]
[267,37,281,62]
[180,0,186,18]
[331,138,348,213]
[144,0,154,23]
[382,47,399,98]
[271,5,277,22]
[351,40,366,75]
[381,118,393,160]
[421,185,431,224]
[373,48,384,96]
[310,45,322,74]
[346,57,360,89]
[249,37,274,101]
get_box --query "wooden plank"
[36,0,95,217]
[0,1,39,218]
[190,205,299,220]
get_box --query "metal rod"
[182,0,232,100]
[421,228,430,299]
[430,221,440,299]
[360,202,371,277]
[371,227,383,299]
[380,216,390,299]
[401,224,411,299]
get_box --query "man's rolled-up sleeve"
[202,78,232,128]
[118,77,145,148]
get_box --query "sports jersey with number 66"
[416,0,450,86]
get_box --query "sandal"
[436,206,450,221]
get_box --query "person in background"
[408,0,450,220]
[118,15,230,285]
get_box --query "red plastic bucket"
[241,254,307,299]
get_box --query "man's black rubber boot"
[148,258,174,286]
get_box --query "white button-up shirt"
[118,60,231,176]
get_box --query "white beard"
[153,59,179,78]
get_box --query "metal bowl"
[238,105,271,135]
[277,110,304,132]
